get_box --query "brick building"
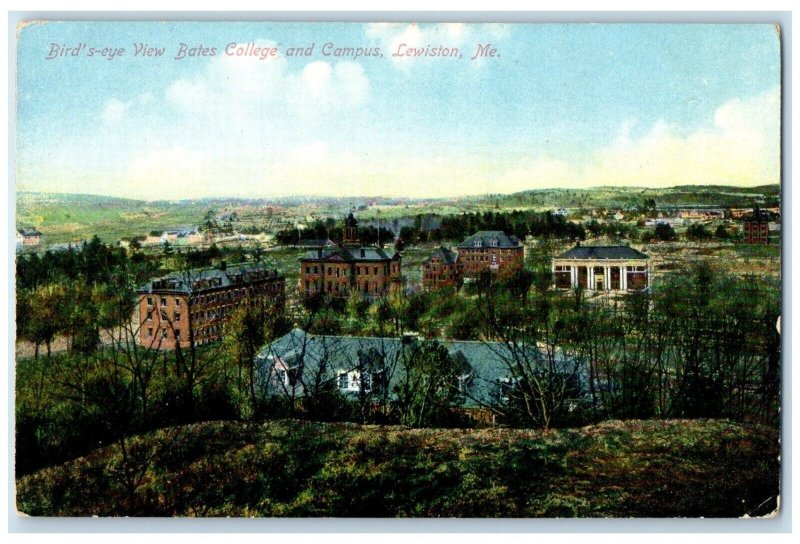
[552,244,650,292]
[299,213,402,298]
[457,231,524,277]
[136,263,285,349]
[421,246,461,290]
[743,209,770,244]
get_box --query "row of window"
[304,265,396,276]
[145,327,181,341]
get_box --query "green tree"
[393,341,463,427]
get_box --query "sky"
[15,22,781,200]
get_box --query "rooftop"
[457,231,521,249]
[555,245,649,260]
[256,328,582,408]
[300,246,399,262]
[136,263,283,295]
[423,246,458,265]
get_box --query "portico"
[552,245,650,292]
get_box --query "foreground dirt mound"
[16,418,779,517]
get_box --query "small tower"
[343,212,360,247]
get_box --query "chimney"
[318,248,322,258]
[360,248,365,258]
[220,260,227,271]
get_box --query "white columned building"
[552,244,650,293]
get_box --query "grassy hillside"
[16,418,779,518]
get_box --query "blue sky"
[16,22,781,199]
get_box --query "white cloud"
[100,98,130,125]
[497,87,781,190]
[100,93,157,126]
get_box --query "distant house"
[18,228,42,247]
[421,246,460,290]
[255,328,584,422]
[552,244,650,292]
[644,218,685,228]
[553,208,569,217]
[743,209,770,244]
[457,231,524,277]
[677,209,725,220]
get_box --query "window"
[146,311,153,322]
[175,298,181,307]
[161,329,168,340]
[474,239,482,247]
[499,377,517,402]
[490,239,498,247]
[338,372,349,390]
[175,312,181,322]
[160,310,168,321]
[146,297,153,306]
[457,374,472,393]
[373,266,378,275]
[147,328,153,338]
[175,330,181,341]
[160,297,167,307]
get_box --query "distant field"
[17,185,779,246]
[16,418,779,517]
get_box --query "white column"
[621,266,627,291]
[588,266,594,291]
[571,265,578,288]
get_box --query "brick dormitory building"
[136,263,285,349]
[421,230,524,290]
[299,213,402,298]
[457,231,524,277]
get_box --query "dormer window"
[457,373,472,393]
[473,239,482,247]
[490,239,498,247]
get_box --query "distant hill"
[16,184,781,245]
[16,418,778,517]
[466,184,781,210]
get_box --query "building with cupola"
[298,212,402,298]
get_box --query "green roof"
[256,329,583,409]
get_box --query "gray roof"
[255,328,583,409]
[19,228,42,236]
[423,246,458,265]
[555,245,649,260]
[295,239,336,248]
[457,231,521,249]
[136,263,283,295]
[300,245,399,262]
